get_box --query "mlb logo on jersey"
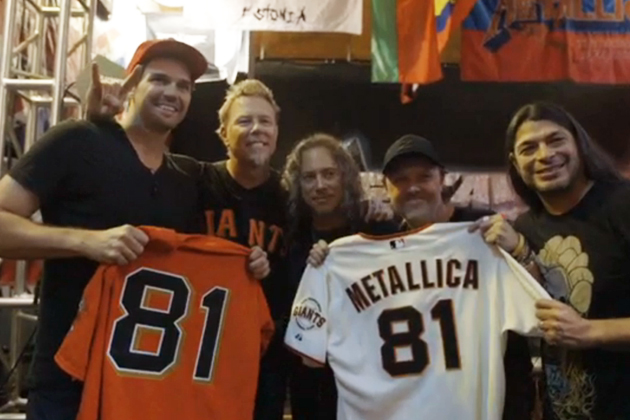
[390,238,405,250]
[293,297,326,331]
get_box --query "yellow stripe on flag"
[434,0,451,16]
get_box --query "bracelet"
[512,234,526,259]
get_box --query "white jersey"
[284,223,550,420]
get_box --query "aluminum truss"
[0,0,96,416]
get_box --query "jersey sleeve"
[496,248,550,336]
[284,264,329,365]
[54,264,108,381]
[8,120,86,203]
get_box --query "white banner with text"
[183,0,362,35]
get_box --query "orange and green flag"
[372,0,477,85]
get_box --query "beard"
[249,152,270,168]
[231,148,271,168]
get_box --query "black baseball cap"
[382,134,444,174]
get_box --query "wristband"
[511,234,526,259]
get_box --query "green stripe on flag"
[371,0,399,82]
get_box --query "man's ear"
[217,125,227,143]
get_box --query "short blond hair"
[217,79,281,133]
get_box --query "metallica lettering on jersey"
[347,259,479,313]
[205,209,284,255]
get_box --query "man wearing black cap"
[382,134,535,420]
[0,39,267,420]
[310,134,536,420]
[382,134,492,227]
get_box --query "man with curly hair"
[282,133,396,420]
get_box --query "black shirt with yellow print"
[515,180,630,420]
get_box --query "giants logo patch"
[293,298,326,330]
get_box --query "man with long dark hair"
[474,102,630,420]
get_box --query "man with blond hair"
[199,79,290,420]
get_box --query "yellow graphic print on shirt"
[536,235,596,420]
[537,235,593,315]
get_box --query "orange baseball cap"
[127,39,208,81]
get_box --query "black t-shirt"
[8,119,206,389]
[515,180,630,420]
[199,161,288,322]
[450,206,493,222]
[287,220,398,295]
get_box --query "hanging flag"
[182,0,362,34]
[461,0,630,83]
[435,0,477,50]
[372,0,477,99]
[372,0,441,84]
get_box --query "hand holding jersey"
[79,224,149,265]
[56,226,274,420]
[307,240,329,267]
[285,223,549,420]
[79,223,270,278]
[248,246,271,279]
[468,214,520,253]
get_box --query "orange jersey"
[55,226,274,420]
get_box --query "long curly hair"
[282,133,364,243]
[505,102,621,211]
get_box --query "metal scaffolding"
[0,0,96,416]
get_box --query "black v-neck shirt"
[9,119,206,389]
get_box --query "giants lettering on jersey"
[205,209,284,255]
[292,297,327,330]
[346,258,479,313]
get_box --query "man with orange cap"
[0,39,269,420]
